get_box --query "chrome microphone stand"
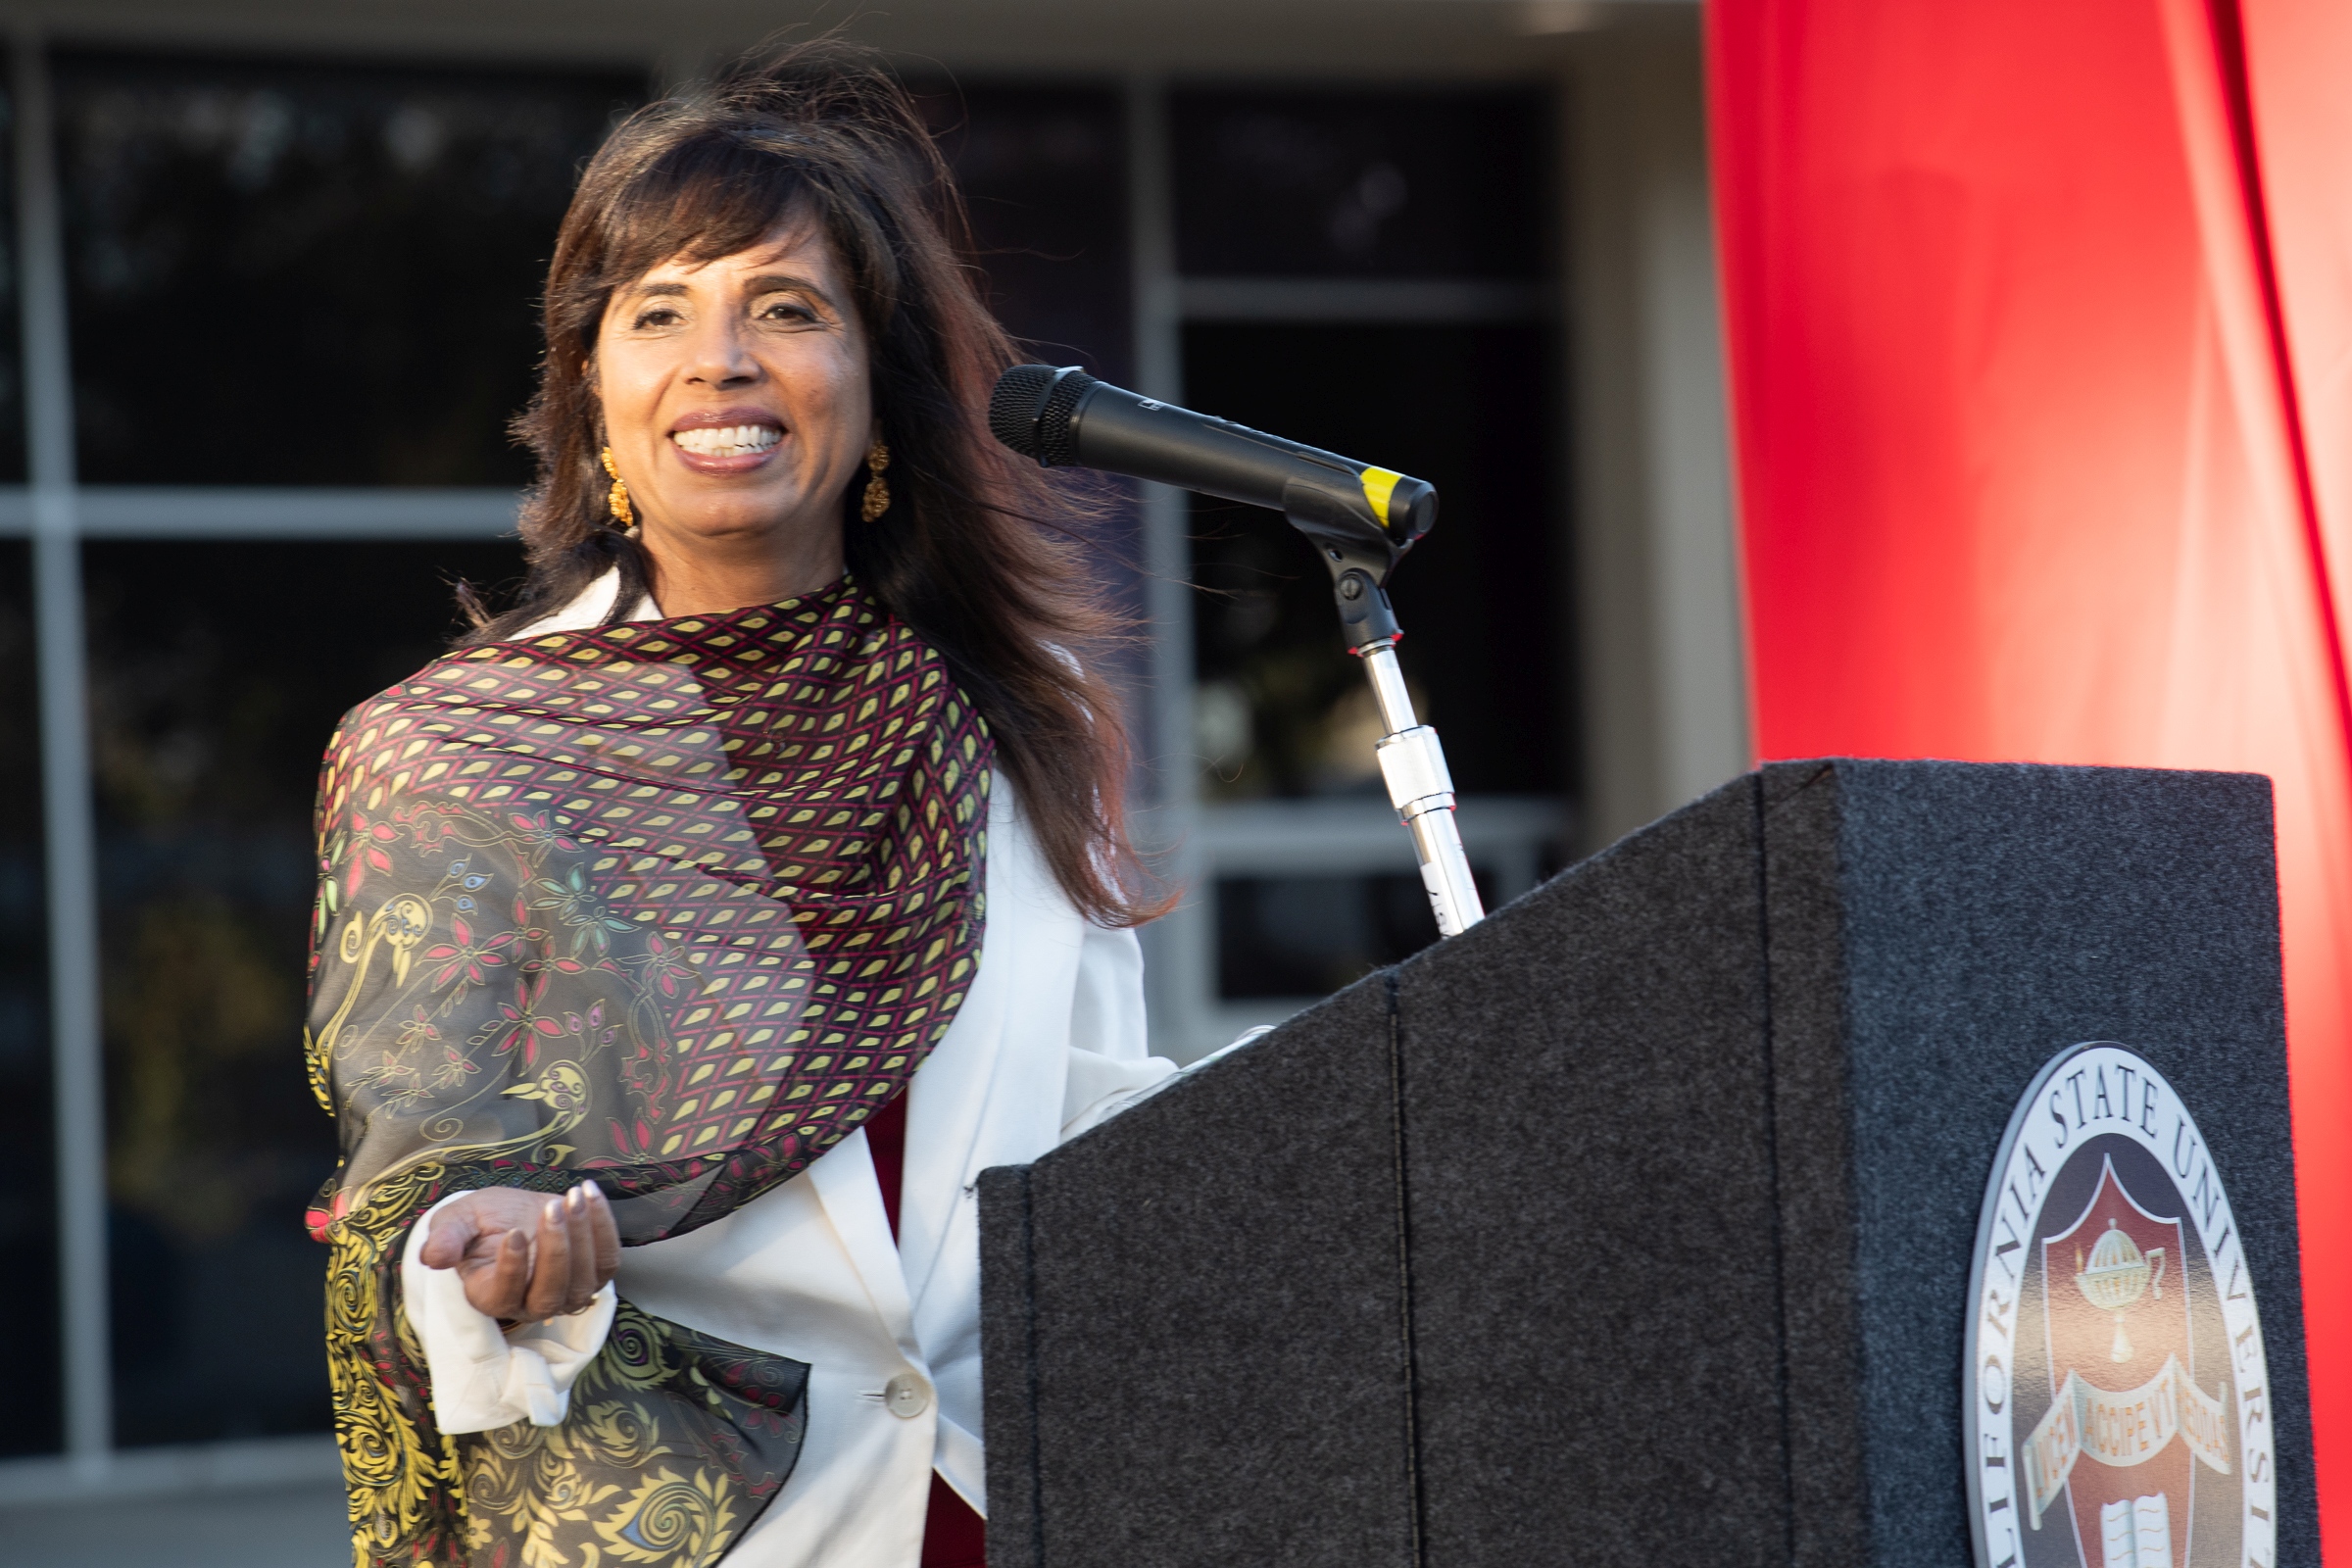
[1356,635,1484,937]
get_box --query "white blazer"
[398,575,1178,1565]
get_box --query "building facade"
[0,0,1741,1527]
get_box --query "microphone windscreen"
[988,364,1095,467]
[988,365,1054,458]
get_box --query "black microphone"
[988,365,1438,612]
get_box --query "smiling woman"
[471,57,1152,926]
[307,43,1175,1568]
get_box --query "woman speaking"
[307,45,1173,1568]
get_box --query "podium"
[977,760,2319,1567]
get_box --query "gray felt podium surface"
[977,760,2317,1567]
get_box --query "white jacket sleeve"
[400,1193,617,1434]
[1057,920,1178,1141]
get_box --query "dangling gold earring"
[860,437,892,522]
[600,447,634,529]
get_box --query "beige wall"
[1561,15,1751,851]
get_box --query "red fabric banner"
[1706,0,2352,1547]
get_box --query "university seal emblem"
[1968,1044,2276,1568]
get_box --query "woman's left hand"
[418,1181,621,1323]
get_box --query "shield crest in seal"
[1967,1044,2275,1568]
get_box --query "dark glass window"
[925,83,1145,687]
[1171,88,1547,278]
[87,538,523,1446]
[1185,321,1561,803]
[930,84,1131,384]
[1216,868,1501,999]
[56,53,644,486]
[0,79,26,483]
[0,541,56,1456]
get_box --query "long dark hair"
[466,42,1162,927]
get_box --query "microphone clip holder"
[1280,493,1486,938]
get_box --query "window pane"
[1215,868,1501,999]
[1185,321,1563,802]
[931,84,1132,384]
[925,83,1147,697]
[87,538,523,1446]
[0,540,56,1455]
[57,53,643,485]
[0,76,25,483]
[1171,88,1547,278]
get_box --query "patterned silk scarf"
[304,578,990,1568]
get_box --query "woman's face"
[594,220,871,566]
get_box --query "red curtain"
[1707,0,2352,1547]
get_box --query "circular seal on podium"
[1966,1042,2276,1568]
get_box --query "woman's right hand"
[417,1182,620,1324]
